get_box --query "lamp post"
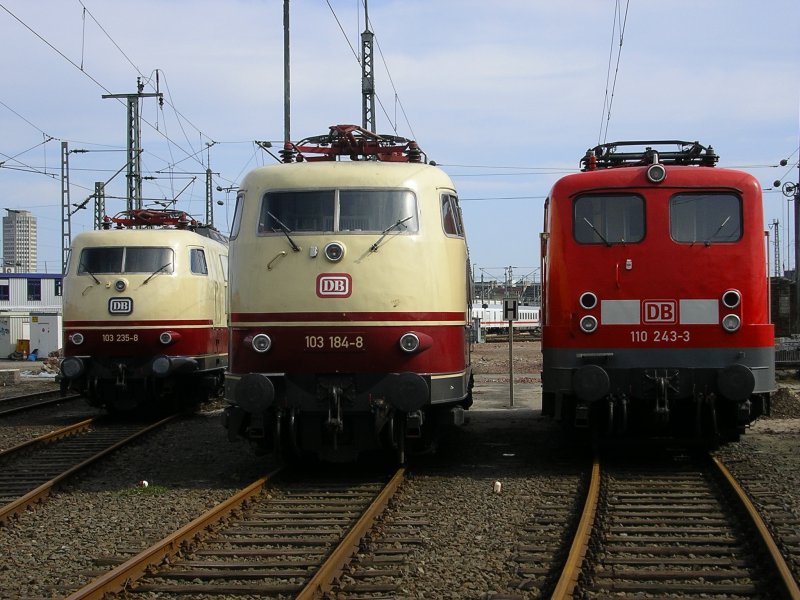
[215,185,236,207]
[775,158,800,334]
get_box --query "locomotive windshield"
[77,247,175,274]
[258,189,418,234]
[574,194,645,244]
[670,192,742,244]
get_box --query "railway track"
[550,450,800,599]
[68,467,407,599]
[717,448,800,589]
[504,465,589,596]
[482,332,541,344]
[0,389,82,417]
[0,415,176,524]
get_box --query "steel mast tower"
[283,0,291,145]
[361,0,376,133]
[94,182,106,230]
[102,78,163,212]
[60,141,71,274]
[770,219,781,277]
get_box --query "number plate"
[304,333,366,352]
[101,333,140,343]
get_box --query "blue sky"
[1,1,799,284]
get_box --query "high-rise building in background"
[2,209,37,272]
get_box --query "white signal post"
[503,298,519,407]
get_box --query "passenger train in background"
[60,209,229,413]
[540,140,774,444]
[223,125,473,463]
[471,302,540,335]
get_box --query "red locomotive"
[540,141,774,442]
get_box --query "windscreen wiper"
[143,262,172,285]
[79,263,101,284]
[370,216,413,252]
[704,216,731,246]
[268,211,300,252]
[582,217,612,246]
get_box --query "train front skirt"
[542,346,773,442]
[223,370,472,462]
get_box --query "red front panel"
[230,324,467,375]
[543,323,774,350]
[63,320,227,358]
[542,165,773,352]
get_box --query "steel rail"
[711,455,800,600]
[551,456,600,600]
[0,389,60,406]
[0,416,176,525]
[0,418,94,459]
[66,467,284,600]
[296,467,406,600]
[0,391,81,417]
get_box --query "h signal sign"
[503,299,519,321]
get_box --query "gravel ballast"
[0,345,798,599]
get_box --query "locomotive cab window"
[78,247,174,274]
[574,194,644,244]
[670,193,742,244]
[230,191,245,240]
[441,193,465,237]
[190,249,208,275]
[258,189,418,234]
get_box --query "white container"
[29,312,63,358]
[0,312,31,357]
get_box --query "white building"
[0,273,62,313]
[3,209,38,273]
[0,272,62,357]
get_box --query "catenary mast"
[361,0,376,133]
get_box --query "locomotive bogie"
[542,345,772,438]
[60,220,229,413]
[224,144,472,462]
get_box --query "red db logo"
[642,300,677,324]
[316,273,352,298]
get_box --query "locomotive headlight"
[324,241,345,262]
[399,332,421,353]
[114,279,127,292]
[722,289,741,309]
[69,332,85,346]
[398,331,433,354]
[646,163,667,183]
[580,315,598,333]
[722,314,741,332]
[251,333,272,353]
[159,331,181,345]
[579,291,598,310]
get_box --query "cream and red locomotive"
[223,125,473,462]
[540,141,774,442]
[60,209,229,413]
